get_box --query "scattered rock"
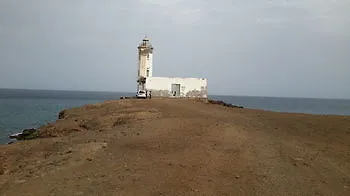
[320,179,327,184]
[118,175,125,181]
[86,158,93,161]
[59,148,73,155]
[79,120,99,130]
[137,132,140,136]
[113,118,127,126]
[345,185,348,189]
[14,179,26,184]
[102,143,108,148]
[236,175,240,179]
[79,122,88,129]
[291,157,310,167]
[120,96,136,99]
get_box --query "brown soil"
[1,98,350,195]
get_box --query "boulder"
[9,128,39,140]
[58,110,66,119]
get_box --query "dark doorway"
[171,84,181,97]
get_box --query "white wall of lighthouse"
[135,36,208,98]
[137,36,153,91]
[138,53,153,78]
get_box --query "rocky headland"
[1,98,350,195]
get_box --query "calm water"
[1,89,350,144]
[0,89,133,144]
[210,95,350,116]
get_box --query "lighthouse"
[135,36,208,98]
[137,36,153,91]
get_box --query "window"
[146,69,150,77]
[147,54,150,60]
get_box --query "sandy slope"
[0,98,350,195]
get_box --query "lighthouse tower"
[137,36,153,91]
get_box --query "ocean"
[1,89,350,144]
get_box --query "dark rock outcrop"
[120,96,136,99]
[208,99,244,109]
[58,110,66,119]
[9,128,39,140]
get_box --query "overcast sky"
[0,0,349,98]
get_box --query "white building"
[137,37,207,98]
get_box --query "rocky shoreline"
[207,99,244,108]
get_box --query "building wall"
[138,53,153,78]
[146,53,153,77]
[145,77,207,98]
[138,54,145,77]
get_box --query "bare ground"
[0,98,350,195]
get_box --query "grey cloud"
[0,0,349,98]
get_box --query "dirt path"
[1,98,349,195]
